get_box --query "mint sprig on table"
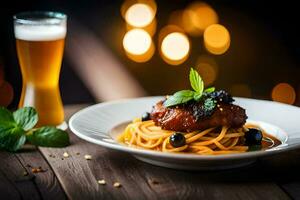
[0,107,69,152]
[164,68,215,107]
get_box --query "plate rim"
[69,96,300,161]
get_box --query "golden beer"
[14,12,67,127]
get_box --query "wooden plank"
[0,150,66,200]
[281,182,300,199]
[15,150,67,200]
[0,152,27,200]
[262,149,300,199]
[38,104,293,200]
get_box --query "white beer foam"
[14,25,66,41]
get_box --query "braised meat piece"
[151,91,247,132]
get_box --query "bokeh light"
[121,0,157,19]
[204,24,230,55]
[126,18,157,36]
[125,3,155,27]
[161,33,189,61]
[230,84,252,98]
[168,10,184,28]
[182,2,218,37]
[195,55,218,86]
[121,0,157,31]
[159,26,190,65]
[0,81,14,107]
[123,29,154,62]
[271,83,296,104]
[123,29,152,55]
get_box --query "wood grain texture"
[266,149,300,200]
[0,149,66,200]
[38,104,298,200]
[1,104,298,199]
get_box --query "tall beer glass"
[14,12,67,128]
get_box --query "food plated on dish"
[69,67,300,170]
[118,68,281,155]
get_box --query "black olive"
[169,132,186,148]
[141,112,151,121]
[245,128,263,145]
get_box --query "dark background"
[1,0,299,107]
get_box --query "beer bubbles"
[14,11,66,126]
[123,29,154,62]
[14,24,66,41]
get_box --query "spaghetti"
[118,118,249,155]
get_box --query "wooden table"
[1,105,300,200]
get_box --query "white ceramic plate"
[69,97,300,170]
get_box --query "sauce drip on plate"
[245,124,282,151]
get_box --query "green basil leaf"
[0,107,17,135]
[27,126,69,147]
[204,87,215,93]
[164,90,194,107]
[173,90,195,98]
[189,68,204,94]
[0,107,14,124]
[194,93,202,101]
[0,125,26,152]
[13,107,38,131]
